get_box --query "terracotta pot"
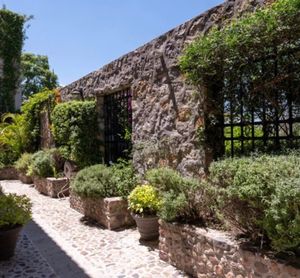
[131,213,159,240]
[0,225,23,260]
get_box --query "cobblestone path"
[0,180,187,278]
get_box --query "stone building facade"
[60,0,270,177]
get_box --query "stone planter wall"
[69,191,135,230]
[0,167,18,180]
[18,172,33,184]
[159,220,300,278]
[33,177,69,198]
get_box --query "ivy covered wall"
[0,9,25,114]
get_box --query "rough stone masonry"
[60,0,270,177]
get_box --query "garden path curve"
[0,180,187,278]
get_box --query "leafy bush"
[27,149,62,178]
[110,160,138,198]
[128,185,161,215]
[51,101,100,168]
[15,153,33,174]
[71,164,114,198]
[21,90,56,151]
[209,153,300,251]
[0,193,32,230]
[0,113,29,165]
[72,161,138,198]
[146,168,215,223]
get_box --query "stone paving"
[0,180,187,278]
[0,234,56,278]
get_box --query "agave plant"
[0,113,29,163]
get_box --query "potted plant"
[128,185,161,240]
[0,187,32,260]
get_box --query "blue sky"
[1,0,223,85]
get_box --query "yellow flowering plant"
[128,185,161,216]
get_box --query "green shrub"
[128,185,161,215]
[27,149,62,178]
[0,147,18,167]
[0,193,32,230]
[51,101,100,168]
[71,164,114,198]
[146,168,215,223]
[110,160,138,198]
[0,113,29,164]
[72,161,138,198]
[15,153,33,174]
[21,90,56,151]
[209,153,300,251]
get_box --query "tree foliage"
[21,53,58,99]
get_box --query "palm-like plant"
[0,113,29,163]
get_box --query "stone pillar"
[96,95,105,163]
[40,110,55,149]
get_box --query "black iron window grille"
[222,48,300,157]
[104,88,132,164]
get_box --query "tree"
[21,53,58,98]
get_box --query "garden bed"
[18,172,33,184]
[70,191,135,230]
[0,167,18,180]
[33,177,69,198]
[159,220,300,278]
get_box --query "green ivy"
[21,89,56,151]
[51,100,101,168]
[0,9,26,114]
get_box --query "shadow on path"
[24,220,90,278]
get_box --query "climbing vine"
[0,9,26,114]
[21,89,56,151]
[51,100,101,168]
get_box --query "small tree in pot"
[128,185,161,240]
[0,188,32,260]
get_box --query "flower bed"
[0,167,18,180]
[33,176,69,198]
[70,190,134,230]
[159,220,300,278]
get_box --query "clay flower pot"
[0,225,23,260]
[131,213,159,240]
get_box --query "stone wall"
[69,191,135,230]
[33,177,69,198]
[0,167,18,180]
[60,0,270,177]
[159,220,300,278]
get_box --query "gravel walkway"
[0,180,187,278]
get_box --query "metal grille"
[104,88,132,164]
[222,49,300,157]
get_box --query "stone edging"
[33,176,69,198]
[0,167,18,180]
[159,220,300,278]
[69,190,135,230]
